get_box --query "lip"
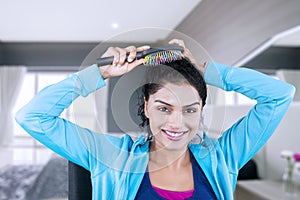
[161,129,188,141]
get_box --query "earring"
[143,125,154,143]
[190,131,203,144]
[190,116,206,144]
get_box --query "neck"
[148,142,190,171]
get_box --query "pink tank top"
[152,185,194,200]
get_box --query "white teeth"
[164,130,185,137]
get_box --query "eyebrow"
[154,100,200,107]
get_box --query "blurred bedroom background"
[0,0,300,199]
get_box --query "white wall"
[263,102,300,180]
[205,103,300,180]
[277,70,300,101]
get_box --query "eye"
[184,108,197,114]
[158,106,170,113]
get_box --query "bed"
[0,153,68,200]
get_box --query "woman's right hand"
[99,45,150,79]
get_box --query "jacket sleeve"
[15,64,108,170]
[204,62,295,172]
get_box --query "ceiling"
[273,25,300,47]
[0,0,299,46]
[0,0,202,42]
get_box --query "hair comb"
[96,45,184,66]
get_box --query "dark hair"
[138,58,207,128]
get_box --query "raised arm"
[204,62,295,171]
[15,45,149,170]
[15,65,106,170]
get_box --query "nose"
[165,111,183,129]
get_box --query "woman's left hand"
[168,39,206,74]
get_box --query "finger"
[136,45,151,52]
[125,46,137,63]
[105,47,120,66]
[169,39,189,59]
[126,58,144,72]
[127,45,150,63]
[168,39,185,48]
[116,47,127,66]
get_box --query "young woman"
[16,39,295,199]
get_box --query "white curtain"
[0,66,26,146]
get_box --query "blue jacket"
[15,62,295,199]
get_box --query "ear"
[144,97,149,118]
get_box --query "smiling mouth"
[161,129,188,141]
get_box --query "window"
[12,72,70,147]
[224,91,257,105]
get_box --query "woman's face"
[144,82,202,150]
